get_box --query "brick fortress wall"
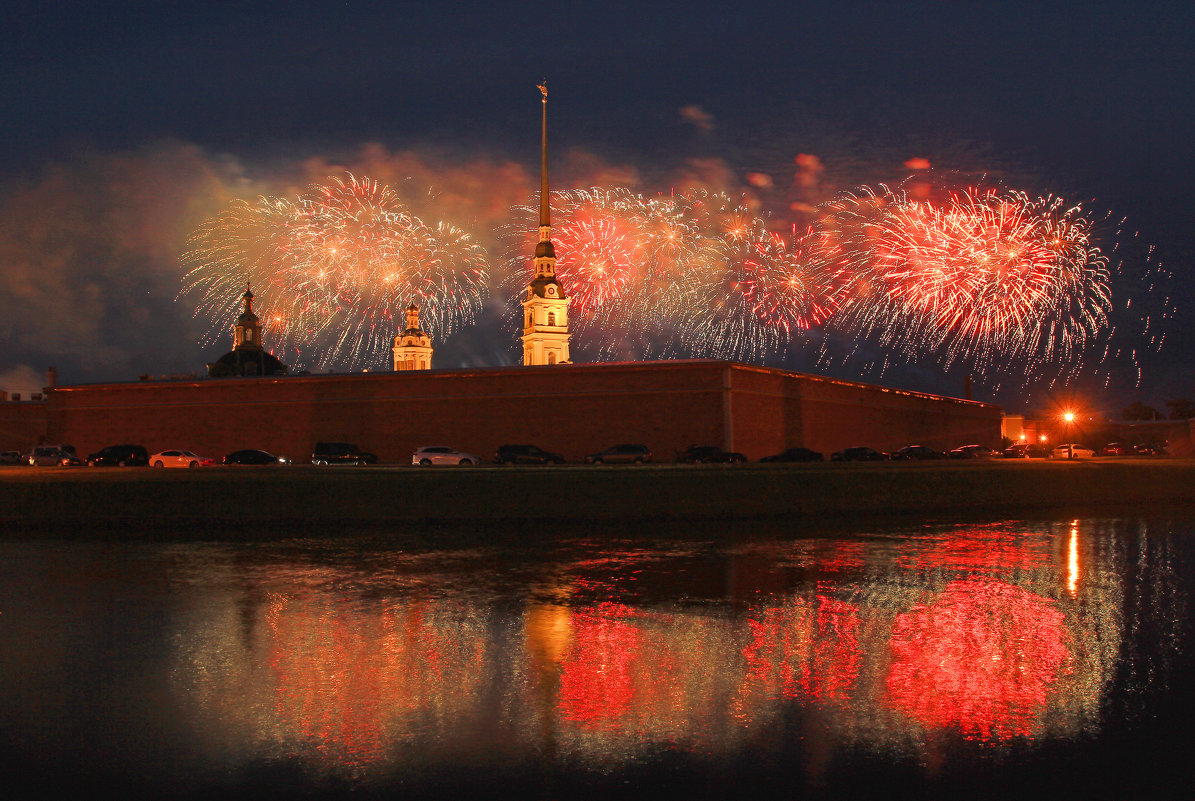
[43,361,1002,463]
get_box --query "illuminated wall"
[43,360,1001,461]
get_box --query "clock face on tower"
[547,286,556,297]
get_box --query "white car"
[150,449,215,468]
[412,445,480,466]
[1052,443,1095,459]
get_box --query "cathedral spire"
[522,82,570,366]
[537,81,550,235]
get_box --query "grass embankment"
[2,459,1193,538]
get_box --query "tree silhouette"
[1123,401,1160,421]
[1166,399,1195,420]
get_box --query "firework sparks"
[505,188,832,362]
[181,174,489,370]
[812,183,1115,383]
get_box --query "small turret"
[208,282,288,377]
[233,283,262,351]
[393,302,433,371]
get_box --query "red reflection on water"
[557,603,642,729]
[265,596,486,765]
[885,579,1072,741]
[815,541,866,573]
[742,594,861,704]
[897,524,1051,574]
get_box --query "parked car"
[223,449,292,465]
[1052,443,1095,459]
[1,450,23,465]
[311,442,377,465]
[412,445,480,466]
[150,449,216,468]
[1004,443,1049,458]
[830,446,887,462]
[759,447,824,463]
[85,444,148,467]
[585,444,651,464]
[1133,443,1166,456]
[28,444,81,466]
[1099,442,1132,456]
[949,444,998,459]
[891,445,946,460]
[676,445,747,464]
[495,444,564,465]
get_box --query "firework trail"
[181,174,489,370]
[505,188,834,362]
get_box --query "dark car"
[496,444,564,465]
[891,445,946,460]
[1099,442,1131,456]
[760,447,824,463]
[948,444,998,459]
[1004,443,1049,458]
[585,444,651,464]
[1,450,23,465]
[224,449,292,465]
[830,447,887,462]
[27,445,82,466]
[676,445,747,464]
[1133,443,1166,456]
[86,444,148,467]
[311,442,377,465]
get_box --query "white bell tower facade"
[393,303,433,371]
[521,82,571,366]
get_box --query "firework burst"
[504,188,832,362]
[813,183,1114,383]
[181,174,489,370]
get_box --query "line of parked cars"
[4,442,294,468]
[5,436,1172,469]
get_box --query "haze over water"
[1,515,1189,799]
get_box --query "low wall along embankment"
[3,460,1194,539]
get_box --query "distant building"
[522,83,571,366]
[393,303,433,371]
[207,284,288,378]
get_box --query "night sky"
[2,0,1192,415]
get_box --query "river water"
[1,514,1190,799]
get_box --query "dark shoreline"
[4,459,1194,540]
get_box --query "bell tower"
[207,282,288,377]
[521,82,571,366]
[233,283,262,351]
[393,302,433,371]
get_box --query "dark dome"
[528,275,566,298]
[534,241,556,258]
[208,349,288,378]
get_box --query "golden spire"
[538,81,550,234]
